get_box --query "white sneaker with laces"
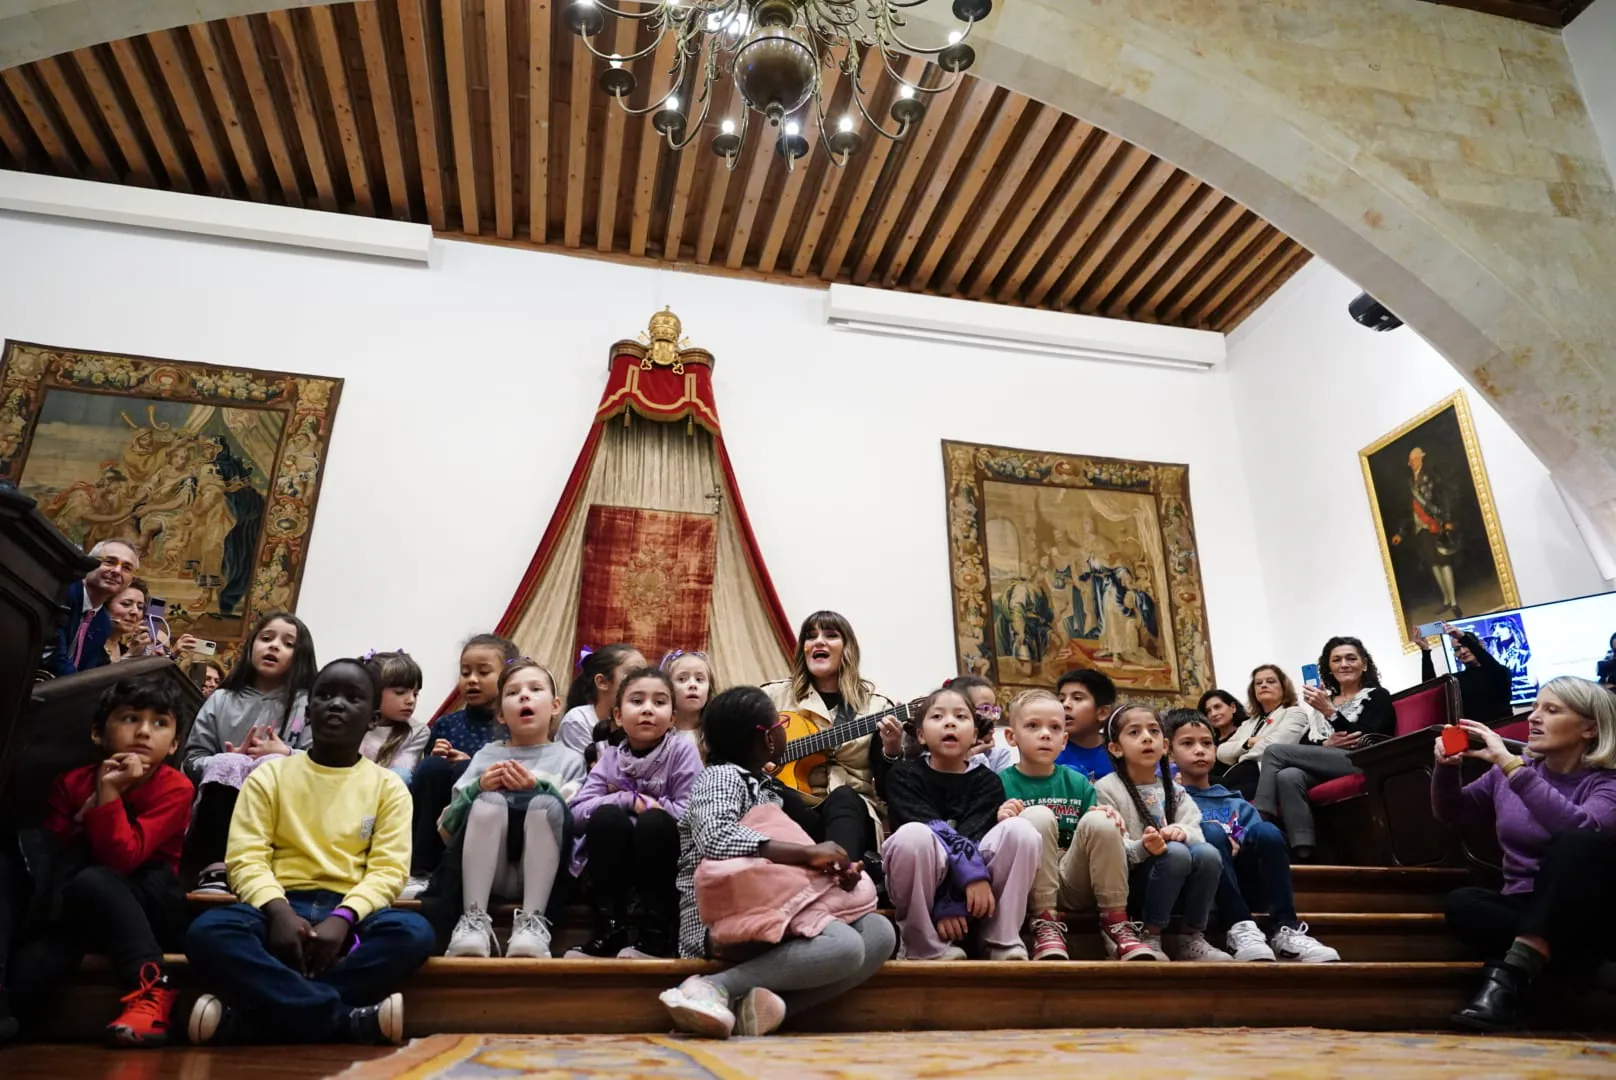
[506,909,553,958]
[1271,923,1341,963]
[1138,930,1169,962]
[1224,919,1277,962]
[399,876,430,901]
[985,942,1029,961]
[660,975,735,1039]
[1169,930,1234,962]
[445,907,499,958]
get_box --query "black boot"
[1453,964,1527,1032]
[630,889,678,958]
[579,892,630,958]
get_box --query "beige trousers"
[1020,805,1129,914]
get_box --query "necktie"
[71,608,93,667]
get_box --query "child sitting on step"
[995,689,1149,962]
[0,676,193,1047]
[663,649,716,755]
[360,650,431,784]
[1095,704,1231,962]
[558,644,648,754]
[1055,668,1118,782]
[442,659,586,959]
[659,686,894,1038]
[882,686,1041,961]
[185,658,436,1046]
[568,667,702,958]
[1166,710,1340,964]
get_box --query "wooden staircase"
[36,865,1612,1038]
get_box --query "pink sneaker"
[1029,912,1069,961]
[1100,917,1158,961]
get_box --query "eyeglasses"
[98,555,138,574]
[757,713,791,734]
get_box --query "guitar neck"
[779,699,921,764]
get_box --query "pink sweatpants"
[880,817,1041,959]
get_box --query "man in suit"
[42,539,139,677]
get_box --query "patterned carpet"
[336,1028,1616,1079]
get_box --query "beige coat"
[1216,705,1311,767]
[764,679,895,814]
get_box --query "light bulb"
[707,12,723,29]
[609,53,623,69]
[948,30,963,44]
[667,95,680,112]
[838,115,854,132]
[576,0,594,5]
[898,85,916,100]
[785,121,800,136]
[720,118,736,134]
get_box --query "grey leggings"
[710,913,895,1018]
[1251,742,1359,849]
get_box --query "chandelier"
[565,0,993,170]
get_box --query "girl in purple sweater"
[568,668,703,958]
[1432,675,1616,1031]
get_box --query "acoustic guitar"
[770,698,927,796]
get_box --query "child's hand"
[97,753,145,801]
[1160,824,1187,844]
[964,879,995,920]
[835,860,863,892]
[1090,805,1126,831]
[249,731,292,758]
[503,762,537,790]
[936,915,970,943]
[1142,826,1166,855]
[479,763,509,791]
[265,902,313,974]
[1229,837,1242,857]
[304,915,350,977]
[997,799,1024,822]
[431,738,455,758]
[800,841,851,875]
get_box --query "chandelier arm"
[578,29,670,66]
[665,63,713,150]
[580,0,663,21]
[611,44,691,116]
[723,107,750,172]
[845,60,911,143]
[876,16,978,57]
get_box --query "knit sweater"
[440,740,587,836]
[181,686,310,783]
[568,732,704,875]
[431,704,506,756]
[1431,758,1616,893]
[1094,771,1207,865]
[43,762,194,875]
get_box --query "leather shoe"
[1452,964,1526,1032]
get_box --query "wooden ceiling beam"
[1131,200,1249,319]
[73,47,156,185]
[148,29,231,196]
[528,0,552,243]
[265,10,337,209]
[881,77,994,287]
[1181,224,1288,326]
[1,67,79,176]
[1099,181,1218,317]
[820,54,926,283]
[695,118,745,265]
[1055,156,1179,311]
[908,90,1027,291]
[1218,244,1312,329]
[628,29,675,257]
[107,37,194,192]
[1160,213,1269,323]
[397,0,446,229]
[0,90,30,165]
[850,68,963,286]
[353,2,411,219]
[595,15,637,252]
[308,5,373,216]
[938,103,1058,296]
[1024,142,1151,308]
[187,23,267,201]
[483,0,515,238]
[756,60,842,274]
[563,32,592,247]
[964,119,1091,301]
[440,0,480,233]
[224,18,301,207]
[662,63,723,263]
[34,56,115,181]
[995,132,1120,305]
[722,113,780,269]
[790,47,884,278]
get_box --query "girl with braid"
[1094,704,1230,962]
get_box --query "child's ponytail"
[565,643,639,712]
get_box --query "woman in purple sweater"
[1431,675,1616,1031]
[567,668,703,958]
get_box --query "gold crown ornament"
[639,306,694,373]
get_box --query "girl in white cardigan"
[1216,665,1312,797]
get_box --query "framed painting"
[0,341,342,671]
[1359,391,1518,652]
[942,440,1216,709]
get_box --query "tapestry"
[577,506,718,663]
[0,341,341,671]
[942,440,1213,707]
[1360,391,1518,653]
[337,1029,1616,1080]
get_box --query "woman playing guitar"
[764,611,903,867]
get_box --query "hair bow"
[575,645,595,672]
[361,648,377,661]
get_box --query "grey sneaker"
[506,909,553,958]
[445,907,499,958]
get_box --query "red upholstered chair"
[1307,676,1456,809]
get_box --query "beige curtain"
[506,417,789,694]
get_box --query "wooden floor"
[0,1044,393,1078]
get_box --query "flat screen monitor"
[1439,591,1616,709]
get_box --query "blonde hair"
[789,610,873,714]
[1008,688,1060,723]
[1536,676,1616,769]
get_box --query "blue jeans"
[1205,820,1299,930]
[1127,841,1222,931]
[185,890,435,1042]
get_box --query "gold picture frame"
[1359,391,1518,653]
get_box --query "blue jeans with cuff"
[1128,840,1222,931]
[1205,820,1300,930]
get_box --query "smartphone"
[1301,663,1321,688]
[1441,725,1470,757]
[1415,620,1445,640]
[194,639,218,656]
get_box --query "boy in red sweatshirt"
[0,676,193,1046]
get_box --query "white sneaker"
[660,975,735,1039]
[1224,919,1277,962]
[506,909,553,958]
[1271,922,1341,963]
[445,907,499,957]
[1168,930,1234,962]
[399,876,430,900]
[1138,930,1170,962]
[985,942,1029,961]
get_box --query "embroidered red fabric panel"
[576,505,717,661]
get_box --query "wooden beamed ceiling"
[0,1,1314,333]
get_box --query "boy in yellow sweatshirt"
[184,658,434,1045]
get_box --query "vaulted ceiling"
[0,1,1317,333]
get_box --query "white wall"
[1224,261,1607,690]
[0,213,1276,705]
[1567,0,1616,186]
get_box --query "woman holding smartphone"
[1419,623,1513,723]
[1253,637,1395,860]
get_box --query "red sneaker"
[1099,917,1157,961]
[1029,912,1069,961]
[106,961,178,1047]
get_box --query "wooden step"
[1289,866,1468,913]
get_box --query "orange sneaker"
[106,962,178,1048]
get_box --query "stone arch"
[4,0,1612,547]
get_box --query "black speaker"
[1348,292,1402,332]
